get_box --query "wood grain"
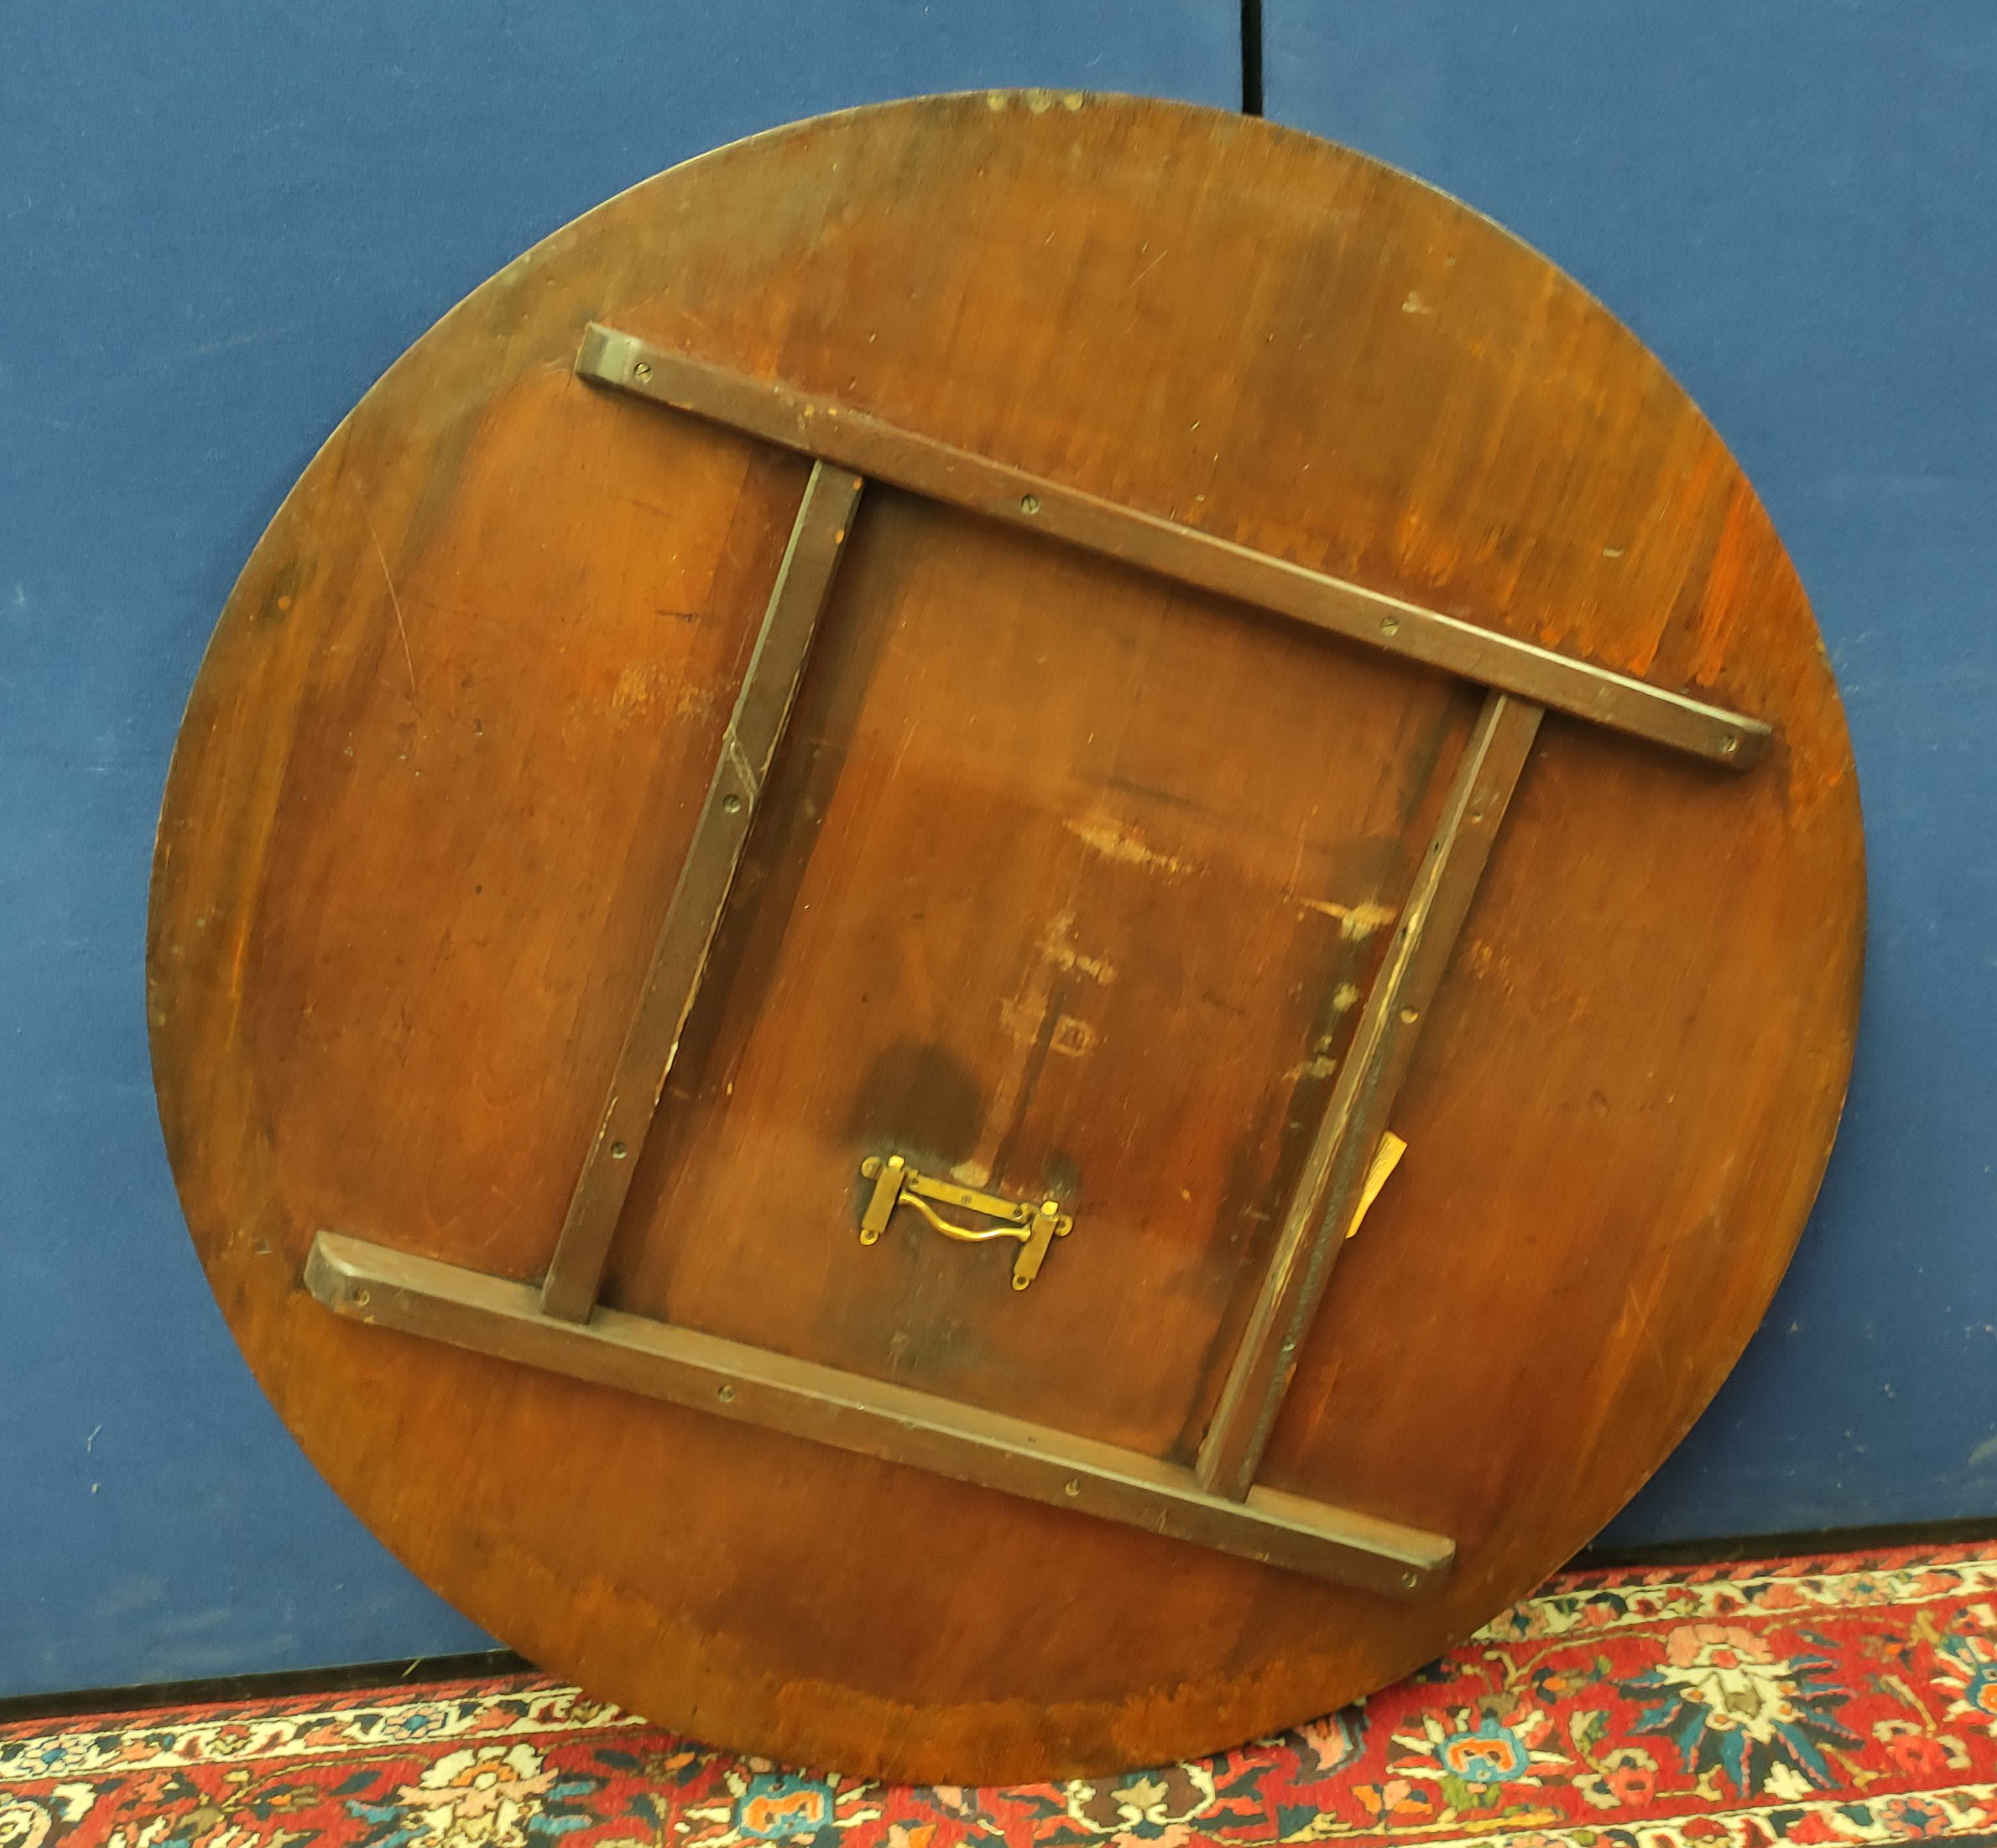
[1197,690,1544,1498]
[541,460,864,1321]
[306,1230,1454,1599]
[148,93,1864,1781]
[576,324,1766,766]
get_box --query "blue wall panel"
[1267,3,1997,1546]
[9,0,1990,1705]
[0,1,1238,1697]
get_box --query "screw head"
[610,1140,628,1159]
[1020,493,1041,515]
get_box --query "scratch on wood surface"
[1300,897,1398,941]
[1049,1015,1097,1058]
[955,914,1111,1187]
[1617,1279,1673,1382]
[1127,245,1169,293]
[610,663,660,720]
[1065,807,1193,876]
[1036,912,1118,987]
[365,513,419,706]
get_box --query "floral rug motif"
[5,1543,1996,1847]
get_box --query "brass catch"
[858,1155,1073,1290]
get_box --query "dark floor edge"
[5,1516,1994,1728]
[0,1649,533,1729]
[1569,1512,1997,1572]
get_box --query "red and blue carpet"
[3,1543,1994,1847]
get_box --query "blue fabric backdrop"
[1265,2,1997,1549]
[0,0,1237,1697]
[5,0,1990,1699]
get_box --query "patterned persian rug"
[4,1543,1996,1847]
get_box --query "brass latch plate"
[859,1154,1073,1290]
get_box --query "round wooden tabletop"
[149,93,1863,1781]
